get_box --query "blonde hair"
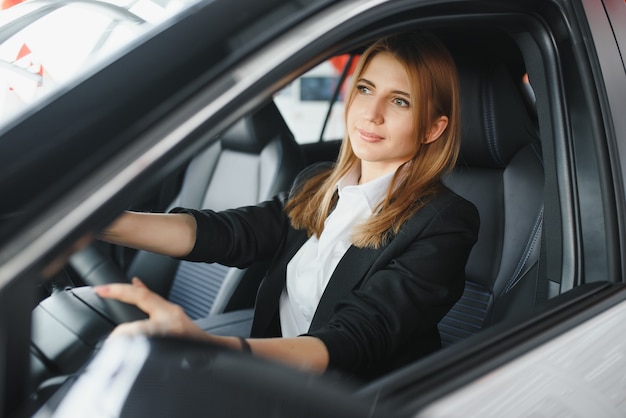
[285,32,461,248]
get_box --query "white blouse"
[279,167,394,337]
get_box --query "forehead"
[361,52,411,90]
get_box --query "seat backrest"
[128,101,305,319]
[439,56,544,346]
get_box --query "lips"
[357,128,384,142]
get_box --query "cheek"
[391,117,418,149]
[345,99,359,126]
[346,106,355,128]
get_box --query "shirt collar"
[337,165,395,211]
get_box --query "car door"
[1,0,626,416]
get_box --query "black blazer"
[175,169,479,381]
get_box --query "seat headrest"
[456,58,538,169]
[220,101,287,154]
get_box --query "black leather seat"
[439,56,544,346]
[128,100,305,319]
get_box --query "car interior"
[437,43,544,346]
[30,26,545,378]
[15,3,620,414]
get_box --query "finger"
[131,277,147,288]
[94,282,167,317]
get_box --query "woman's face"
[346,52,418,180]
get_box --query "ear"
[423,115,449,144]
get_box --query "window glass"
[275,55,359,144]
[0,0,197,128]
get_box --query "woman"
[96,32,479,382]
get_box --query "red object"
[16,44,31,60]
[2,0,25,9]
[329,54,360,76]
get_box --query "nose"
[363,97,384,124]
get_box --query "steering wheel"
[68,244,148,324]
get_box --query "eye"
[393,97,410,107]
[356,84,372,95]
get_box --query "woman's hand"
[94,277,212,341]
[95,277,330,373]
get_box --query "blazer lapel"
[251,227,308,337]
[309,244,385,331]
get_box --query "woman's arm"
[95,278,329,372]
[254,337,328,372]
[99,211,197,258]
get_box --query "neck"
[359,161,404,184]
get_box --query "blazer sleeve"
[170,193,290,268]
[307,192,479,379]
[169,162,332,268]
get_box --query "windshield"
[0,0,198,129]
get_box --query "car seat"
[127,100,305,319]
[439,54,544,346]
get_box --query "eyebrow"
[358,78,411,99]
